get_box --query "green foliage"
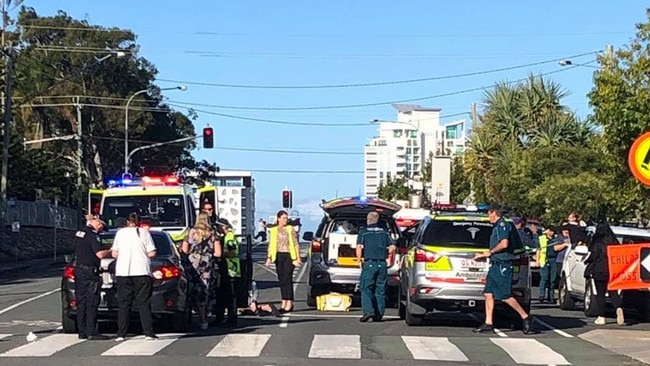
[462,74,605,223]
[377,175,409,201]
[450,156,470,204]
[2,7,201,203]
[587,10,650,221]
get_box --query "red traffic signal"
[282,190,292,209]
[203,127,214,148]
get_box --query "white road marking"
[0,333,84,357]
[255,263,279,277]
[0,334,11,340]
[101,334,183,356]
[534,317,574,338]
[279,316,289,328]
[491,338,571,365]
[401,336,468,361]
[493,328,508,337]
[278,258,309,328]
[206,334,271,357]
[0,288,59,316]
[309,334,361,359]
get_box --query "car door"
[565,243,588,294]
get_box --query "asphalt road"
[0,242,648,366]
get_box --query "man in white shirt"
[110,212,158,341]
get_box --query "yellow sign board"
[628,132,650,186]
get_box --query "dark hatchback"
[61,230,191,333]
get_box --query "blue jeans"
[360,260,387,318]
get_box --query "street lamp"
[124,85,187,174]
[558,59,600,69]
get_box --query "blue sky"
[27,0,648,231]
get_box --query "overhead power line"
[157,50,600,89]
[168,62,592,112]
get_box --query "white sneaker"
[594,316,606,325]
[201,322,208,330]
[115,337,125,342]
[616,308,625,325]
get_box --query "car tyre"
[404,295,423,326]
[583,279,599,317]
[558,275,575,310]
[61,307,78,334]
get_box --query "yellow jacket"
[268,225,298,262]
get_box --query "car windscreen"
[422,220,493,248]
[100,232,173,257]
[101,194,186,229]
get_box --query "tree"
[450,156,471,204]
[587,11,650,222]
[377,175,409,201]
[463,74,604,222]
[3,7,199,202]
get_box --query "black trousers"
[213,260,237,325]
[116,276,154,337]
[76,267,100,336]
[276,253,295,301]
[594,279,623,317]
[254,232,267,241]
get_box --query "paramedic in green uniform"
[356,211,395,322]
[473,204,533,334]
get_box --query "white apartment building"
[364,104,469,198]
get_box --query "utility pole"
[0,1,13,226]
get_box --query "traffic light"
[282,189,292,209]
[203,127,214,148]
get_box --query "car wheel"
[61,306,77,334]
[397,277,406,319]
[583,279,599,317]
[404,295,423,326]
[558,275,575,310]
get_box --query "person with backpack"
[473,204,533,334]
[181,212,222,330]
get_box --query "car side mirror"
[302,231,314,241]
[574,245,589,255]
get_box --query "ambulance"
[98,174,196,245]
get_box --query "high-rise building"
[364,104,468,198]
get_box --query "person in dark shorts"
[473,204,533,334]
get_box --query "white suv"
[558,225,650,319]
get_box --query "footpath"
[0,255,68,276]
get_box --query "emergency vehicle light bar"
[106,175,181,188]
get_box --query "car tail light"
[63,265,75,280]
[414,249,442,263]
[152,265,180,280]
[311,240,322,253]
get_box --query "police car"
[398,210,532,327]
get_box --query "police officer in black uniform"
[74,215,112,340]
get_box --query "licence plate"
[457,271,486,282]
[460,259,487,270]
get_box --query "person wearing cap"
[212,217,240,327]
[537,226,564,303]
[73,215,111,340]
[512,217,534,250]
[356,210,395,322]
[473,204,533,334]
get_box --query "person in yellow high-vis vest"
[537,226,563,303]
[266,210,301,313]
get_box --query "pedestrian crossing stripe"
[0,332,580,364]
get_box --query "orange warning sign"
[628,131,650,186]
[607,243,650,291]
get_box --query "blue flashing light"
[358,195,368,201]
[107,179,117,186]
